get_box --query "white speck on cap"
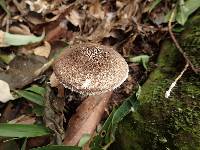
[53,43,129,95]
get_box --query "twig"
[168,8,196,73]
[165,7,192,98]
[165,62,189,98]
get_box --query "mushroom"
[52,42,129,145]
[53,42,129,95]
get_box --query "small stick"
[165,62,189,98]
[165,7,192,98]
[168,8,196,73]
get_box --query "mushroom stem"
[63,91,112,146]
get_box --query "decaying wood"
[63,91,112,146]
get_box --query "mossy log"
[111,13,200,150]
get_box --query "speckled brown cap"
[53,43,129,95]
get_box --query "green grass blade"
[15,90,44,106]
[0,0,10,16]
[78,134,91,147]
[25,85,46,96]
[0,124,50,137]
[4,31,45,46]
[176,0,200,25]
[129,55,150,69]
[21,138,27,150]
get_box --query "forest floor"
[0,0,199,150]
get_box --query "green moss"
[111,13,200,149]
[111,112,146,150]
[180,13,200,71]
[138,40,182,104]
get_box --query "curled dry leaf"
[63,91,112,146]
[0,80,14,103]
[9,24,31,35]
[26,11,46,25]
[33,41,51,58]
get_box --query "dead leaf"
[0,80,14,103]
[25,11,46,25]
[66,9,81,27]
[9,24,31,35]
[0,55,47,90]
[13,0,29,15]
[34,41,51,58]
[25,0,49,13]
[63,91,112,146]
[45,20,73,43]
[9,115,36,125]
[89,1,104,19]
[44,86,65,144]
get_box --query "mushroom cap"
[53,43,129,95]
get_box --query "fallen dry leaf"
[9,115,36,125]
[13,0,29,15]
[9,24,31,35]
[89,1,104,19]
[25,11,46,25]
[63,91,112,146]
[0,80,14,103]
[25,0,49,13]
[0,55,47,89]
[65,9,82,27]
[34,41,51,58]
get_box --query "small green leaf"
[176,0,200,25]
[15,90,44,106]
[31,145,81,150]
[90,109,116,148]
[172,25,185,32]
[78,134,91,147]
[26,85,46,96]
[90,88,140,149]
[164,8,177,23]
[2,31,45,47]
[21,138,27,150]
[0,123,50,137]
[0,0,10,16]
[136,85,141,98]
[129,55,150,70]
[0,53,16,64]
